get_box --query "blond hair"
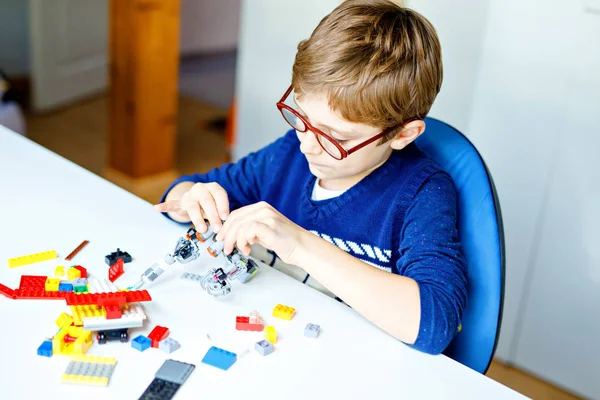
[292,0,442,139]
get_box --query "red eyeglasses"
[276,84,418,160]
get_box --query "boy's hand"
[214,201,306,265]
[154,182,230,233]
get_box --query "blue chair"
[415,117,505,374]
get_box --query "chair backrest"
[415,117,505,374]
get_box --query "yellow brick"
[264,325,277,344]
[273,304,296,321]
[8,250,57,268]
[55,265,65,276]
[46,278,61,292]
[62,375,109,386]
[73,331,93,355]
[56,312,74,328]
[67,267,81,280]
[71,305,105,326]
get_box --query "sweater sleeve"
[396,171,468,354]
[159,130,295,221]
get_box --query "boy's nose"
[299,130,323,156]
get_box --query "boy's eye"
[333,138,349,145]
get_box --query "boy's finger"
[187,202,207,233]
[153,200,180,212]
[206,183,230,220]
[196,189,223,231]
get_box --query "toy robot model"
[130,220,259,296]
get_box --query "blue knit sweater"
[160,129,467,354]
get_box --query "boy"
[154,0,467,355]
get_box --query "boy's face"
[293,92,423,191]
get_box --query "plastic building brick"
[45,278,61,292]
[132,335,152,352]
[19,275,47,289]
[273,304,296,321]
[108,258,125,283]
[62,355,116,386]
[53,324,93,356]
[65,240,89,261]
[235,316,264,331]
[57,312,74,328]
[159,338,180,354]
[255,339,275,356]
[304,323,320,338]
[55,266,65,277]
[67,267,81,281]
[139,378,181,400]
[154,359,196,385]
[139,360,196,399]
[37,340,53,357]
[64,290,151,306]
[148,325,170,348]
[180,272,203,283]
[73,265,87,278]
[8,249,57,268]
[201,346,237,370]
[13,288,66,300]
[264,326,277,344]
[96,328,129,344]
[59,282,73,292]
[72,303,147,330]
[105,248,132,266]
[0,282,16,299]
[72,278,88,293]
[105,305,122,319]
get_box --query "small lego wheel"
[97,332,107,344]
[120,331,129,343]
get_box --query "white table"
[0,125,527,399]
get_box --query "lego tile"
[37,340,53,357]
[0,282,16,299]
[255,340,274,356]
[181,272,203,283]
[159,338,180,354]
[8,250,57,268]
[264,326,277,344]
[19,275,47,289]
[154,359,196,385]
[62,355,116,386]
[305,323,320,338]
[201,346,237,371]
[13,288,66,300]
[273,304,296,320]
[55,266,65,277]
[132,335,152,352]
[65,240,89,261]
[139,378,181,400]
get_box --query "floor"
[15,53,583,400]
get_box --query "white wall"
[405,0,490,134]
[0,0,30,75]
[180,0,241,54]
[233,0,342,161]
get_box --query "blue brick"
[201,346,237,370]
[255,339,274,356]
[37,340,53,357]
[58,282,73,292]
[131,335,152,352]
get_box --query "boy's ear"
[389,120,426,150]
